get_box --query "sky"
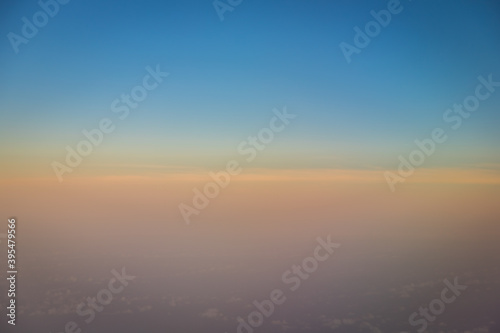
[1,2,500,332]
[1,0,500,181]
[0,0,498,249]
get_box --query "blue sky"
[1,0,499,172]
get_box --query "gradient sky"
[1,4,500,333]
[1,0,500,181]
